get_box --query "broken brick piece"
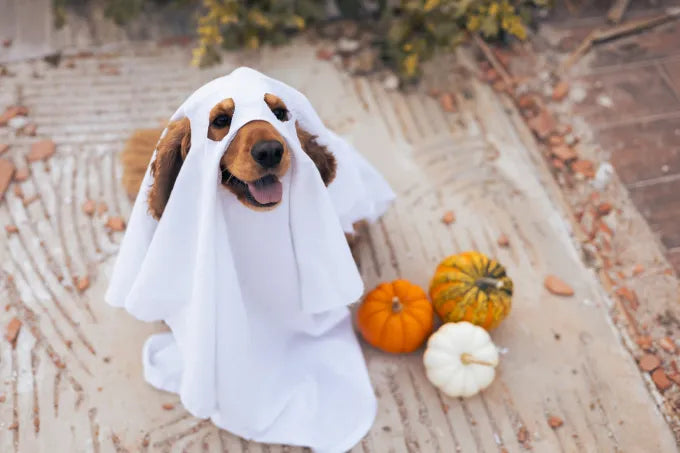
[548,135,564,146]
[106,216,126,231]
[315,48,334,60]
[552,81,569,101]
[162,403,175,410]
[5,318,21,345]
[636,335,653,350]
[82,200,96,216]
[615,286,639,310]
[5,224,18,234]
[660,337,676,353]
[547,415,564,429]
[27,139,56,162]
[441,211,455,225]
[639,354,661,372]
[482,68,498,82]
[596,202,613,216]
[517,94,535,109]
[76,276,90,292]
[632,264,644,276]
[652,368,672,391]
[517,425,530,446]
[571,159,595,178]
[544,275,574,296]
[439,93,456,113]
[551,145,577,162]
[528,110,557,140]
[497,234,510,247]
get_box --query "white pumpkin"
[423,322,499,398]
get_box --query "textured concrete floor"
[0,39,677,452]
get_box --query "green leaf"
[479,14,499,38]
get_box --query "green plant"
[53,0,550,82]
[192,0,325,66]
[382,0,550,81]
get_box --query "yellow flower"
[488,2,499,16]
[505,16,527,40]
[219,13,238,25]
[423,0,440,12]
[403,53,419,78]
[248,10,273,30]
[467,15,481,31]
[191,46,206,67]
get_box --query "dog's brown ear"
[147,118,191,220]
[296,122,336,186]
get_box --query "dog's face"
[147,93,337,220]
[209,94,292,210]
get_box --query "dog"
[108,68,396,451]
[121,93,338,219]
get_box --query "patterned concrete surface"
[0,40,677,452]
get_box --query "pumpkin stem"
[475,277,504,290]
[460,353,495,367]
[391,296,403,313]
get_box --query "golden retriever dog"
[121,93,336,218]
[120,93,363,249]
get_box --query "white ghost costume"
[105,67,395,452]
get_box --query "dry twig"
[473,35,514,90]
[561,7,680,73]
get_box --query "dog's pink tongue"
[248,179,283,204]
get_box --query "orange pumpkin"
[357,279,433,353]
[429,251,512,330]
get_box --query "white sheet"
[106,67,395,452]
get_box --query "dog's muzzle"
[251,140,284,169]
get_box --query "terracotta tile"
[573,65,680,126]
[596,116,680,184]
[628,178,680,248]
[544,0,671,23]
[592,22,680,68]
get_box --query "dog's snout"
[251,140,284,168]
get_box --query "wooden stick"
[561,8,680,73]
[607,0,631,24]
[472,34,514,90]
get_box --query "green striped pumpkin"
[429,252,512,330]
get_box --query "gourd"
[357,279,433,353]
[423,322,499,397]
[429,251,512,330]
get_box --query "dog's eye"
[272,108,288,121]
[212,114,231,128]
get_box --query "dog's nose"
[251,140,283,168]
